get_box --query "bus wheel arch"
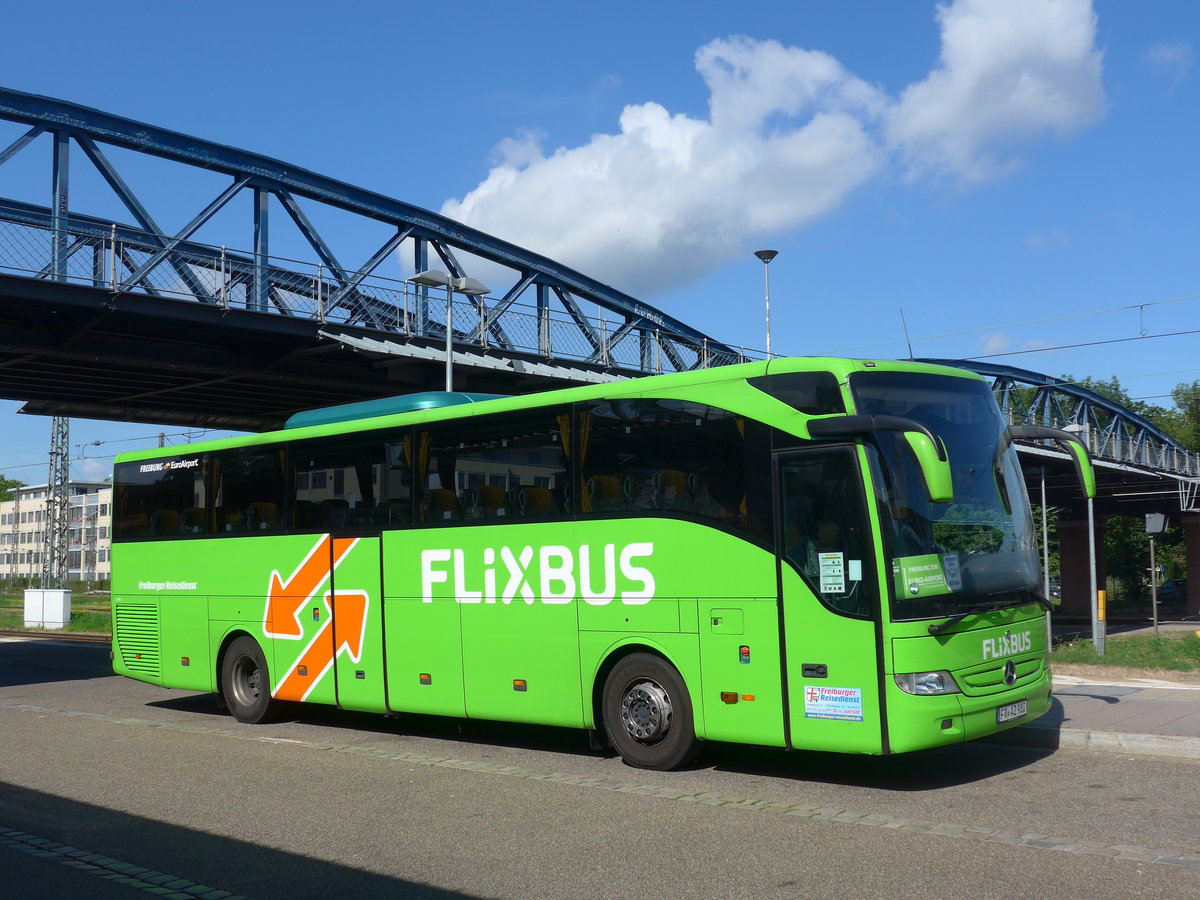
[597,648,701,770]
[217,633,278,724]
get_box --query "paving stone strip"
[0,826,250,899]
[6,702,1200,871]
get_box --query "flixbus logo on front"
[982,629,1032,660]
[421,542,655,606]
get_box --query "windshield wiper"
[928,611,974,635]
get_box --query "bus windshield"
[849,371,1040,620]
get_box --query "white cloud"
[981,332,1015,356]
[887,0,1105,182]
[443,0,1106,297]
[1026,229,1070,250]
[75,458,108,482]
[1144,42,1194,85]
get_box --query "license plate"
[996,700,1027,724]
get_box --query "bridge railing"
[0,205,761,376]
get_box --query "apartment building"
[0,482,112,585]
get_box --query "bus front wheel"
[220,636,277,724]
[602,653,700,770]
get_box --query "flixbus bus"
[111,357,1093,770]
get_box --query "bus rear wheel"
[602,653,699,770]
[220,636,277,724]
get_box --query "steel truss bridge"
[925,360,1200,515]
[0,88,747,431]
[0,88,1196,513]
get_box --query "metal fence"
[0,205,761,376]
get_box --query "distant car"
[1156,578,1187,605]
[1047,579,1061,601]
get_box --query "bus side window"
[288,431,397,532]
[113,455,209,541]
[212,447,284,537]
[578,400,769,542]
[415,410,571,526]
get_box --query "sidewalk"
[996,674,1200,760]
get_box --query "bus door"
[329,536,387,713]
[776,447,886,754]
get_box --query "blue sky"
[1,0,1197,483]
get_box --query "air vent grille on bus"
[114,603,161,677]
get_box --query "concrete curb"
[989,723,1200,761]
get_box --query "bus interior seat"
[425,489,456,520]
[478,484,506,517]
[247,501,279,530]
[658,468,687,509]
[218,508,245,532]
[586,475,621,511]
[511,485,553,516]
[179,507,205,533]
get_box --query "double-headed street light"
[408,269,489,391]
[754,249,778,357]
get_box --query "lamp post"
[408,270,489,391]
[754,250,778,357]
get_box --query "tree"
[0,477,23,502]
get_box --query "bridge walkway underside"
[0,274,629,432]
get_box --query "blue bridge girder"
[923,359,1200,480]
[0,87,744,378]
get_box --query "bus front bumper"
[885,667,1053,754]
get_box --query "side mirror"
[807,414,954,503]
[1006,424,1096,499]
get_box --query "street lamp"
[754,250,778,357]
[408,269,489,391]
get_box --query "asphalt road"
[1,639,1198,899]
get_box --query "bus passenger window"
[288,431,397,532]
[578,399,768,542]
[415,410,570,525]
[112,453,208,541]
[212,447,284,537]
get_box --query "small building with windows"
[0,482,112,586]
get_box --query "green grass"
[0,593,111,634]
[1052,632,1200,673]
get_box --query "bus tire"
[220,636,277,724]
[602,653,700,770]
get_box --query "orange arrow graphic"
[263,535,356,639]
[273,590,370,701]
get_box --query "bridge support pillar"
[1056,517,1105,618]
[1181,515,1200,617]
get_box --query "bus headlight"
[894,671,961,695]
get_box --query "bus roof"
[114,356,982,464]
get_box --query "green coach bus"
[111,357,1093,769]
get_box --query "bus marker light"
[181,657,190,667]
[739,645,751,664]
[514,679,528,692]
[742,694,755,702]
[720,692,738,704]
[419,673,432,685]
[355,670,365,680]
[298,665,308,677]
[312,607,320,621]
